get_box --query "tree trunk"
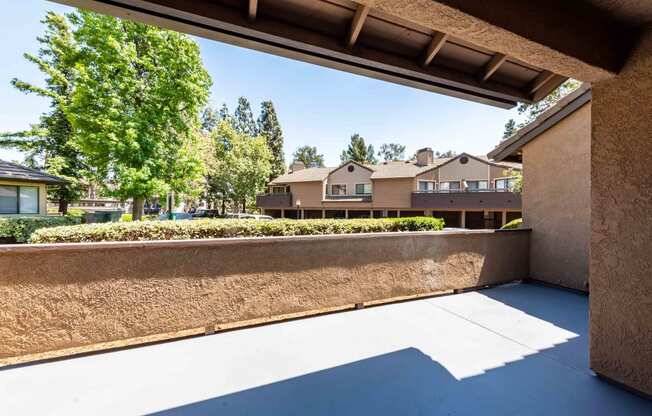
[221,198,226,215]
[58,198,69,215]
[132,197,144,221]
[242,199,246,214]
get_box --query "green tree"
[200,104,220,133]
[257,100,285,180]
[517,79,581,122]
[293,145,325,168]
[233,97,257,137]
[340,133,377,164]
[378,143,406,161]
[66,11,211,219]
[502,119,517,140]
[435,150,457,158]
[209,121,272,213]
[0,12,87,214]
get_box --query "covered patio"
[1,283,650,415]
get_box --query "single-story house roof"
[0,160,68,184]
[488,84,592,162]
[270,152,521,184]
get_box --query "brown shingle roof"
[269,167,331,184]
[0,160,67,184]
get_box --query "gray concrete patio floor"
[1,283,651,415]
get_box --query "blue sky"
[0,0,520,167]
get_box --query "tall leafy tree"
[502,119,517,140]
[0,12,87,213]
[293,146,325,168]
[378,143,406,161]
[233,96,257,137]
[66,11,211,219]
[257,100,285,180]
[208,121,272,213]
[200,104,220,133]
[340,133,377,164]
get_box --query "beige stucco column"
[501,210,507,226]
[280,209,285,218]
[345,209,348,219]
[590,26,652,396]
[322,209,325,219]
[460,211,466,228]
[370,210,374,218]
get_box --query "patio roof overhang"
[50,0,618,109]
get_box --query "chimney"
[289,161,305,172]
[416,148,434,166]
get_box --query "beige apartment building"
[257,149,522,229]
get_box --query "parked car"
[158,212,193,221]
[224,213,273,220]
[191,209,221,219]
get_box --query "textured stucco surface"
[523,103,591,292]
[0,230,529,365]
[590,26,652,396]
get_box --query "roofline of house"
[488,84,592,162]
[0,160,69,185]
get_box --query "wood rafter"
[346,4,370,48]
[528,70,555,94]
[421,31,448,67]
[480,53,507,82]
[248,0,258,21]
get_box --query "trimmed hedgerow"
[29,217,445,244]
[0,216,82,243]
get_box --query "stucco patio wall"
[0,229,529,365]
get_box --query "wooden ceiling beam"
[531,74,568,101]
[528,70,555,94]
[248,0,257,21]
[480,53,507,82]
[421,31,448,67]
[346,4,370,48]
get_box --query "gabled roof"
[269,167,331,184]
[270,153,520,185]
[488,84,592,162]
[0,160,67,184]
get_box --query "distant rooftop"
[271,153,521,184]
[0,160,67,185]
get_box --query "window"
[0,185,39,214]
[467,180,488,190]
[330,184,347,195]
[418,181,436,191]
[271,186,288,194]
[495,178,515,190]
[439,181,460,191]
[355,183,372,195]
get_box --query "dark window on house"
[355,183,372,194]
[347,165,355,172]
[0,185,39,214]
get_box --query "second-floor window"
[330,184,347,195]
[439,181,460,191]
[355,183,372,195]
[466,180,488,190]
[495,178,515,190]
[271,186,288,194]
[418,181,436,191]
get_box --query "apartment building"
[257,149,522,229]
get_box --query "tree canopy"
[378,143,406,161]
[0,12,87,213]
[293,145,325,168]
[233,97,257,137]
[65,11,212,218]
[257,100,285,180]
[340,134,377,164]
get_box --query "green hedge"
[29,217,445,244]
[501,218,522,230]
[0,216,82,243]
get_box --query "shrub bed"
[0,216,82,243]
[29,217,445,244]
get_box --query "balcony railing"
[411,189,521,210]
[324,194,372,202]
[256,192,293,208]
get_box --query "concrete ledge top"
[0,228,531,252]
